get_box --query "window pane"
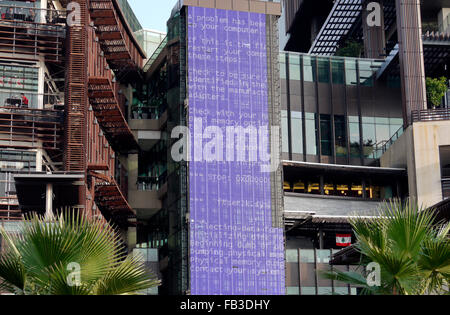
[286,249,299,263]
[303,56,316,82]
[300,287,316,295]
[320,114,332,156]
[291,111,303,154]
[362,122,376,158]
[345,59,357,85]
[281,110,289,153]
[332,59,345,84]
[335,115,347,157]
[289,63,301,81]
[306,113,318,155]
[349,122,360,158]
[287,287,300,295]
[299,249,315,263]
[317,58,330,83]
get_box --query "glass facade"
[281,52,403,164]
[285,248,358,295]
[284,169,403,200]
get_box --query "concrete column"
[395,0,427,125]
[362,0,386,59]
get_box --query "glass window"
[287,287,300,295]
[320,114,332,156]
[359,60,374,87]
[316,250,331,264]
[349,122,360,158]
[280,60,286,80]
[345,59,357,85]
[335,287,350,295]
[332,59,345,84]
[376,124,390,145]
[335,115,347,157]
[286,249,299,263]
[318,287,333,295]
[299,249,315,263]
[317,58,330,83]
[291,111,303,154]
[288,54,301,81]
[362,121,376,158]
[305,113,318,155]
[300,287,316,295]
[303,56,316,82]
[281,110,289,153]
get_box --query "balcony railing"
[411,108,450,123]
[443,177,450,199]
[0,105,64,151]
[137,172,167,192]
[0,5,66,62]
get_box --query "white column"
[40,0,48,24]
[45,183,53,220]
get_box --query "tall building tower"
[139,0,285,295]
[0,0,146,254]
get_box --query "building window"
[332,59,345,85]
[287,287,300,295]
[286,249,299,263]
[317,58,330,83]
[291,111,303,154]
[281,110,289,153]
[303,55,316,82]
[280,55,286,80]
[335,115,347,157]
[305,113,318,155]
[289,54,301,81]
[320,114,332,156]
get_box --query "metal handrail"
[411,108,450,122]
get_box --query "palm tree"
[0,211,160,295]
[323,199,450,295]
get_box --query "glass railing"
[280,51,384,86]
[143,36,168,72]
[0,91,64,110]
[137,171,167,191]
[0,5,66,24]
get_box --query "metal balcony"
[0,106,64,151]
[0,5,66,63]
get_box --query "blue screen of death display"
[187,6,285,295]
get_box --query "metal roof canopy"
[309,0,362,56]
[14,173,84,212]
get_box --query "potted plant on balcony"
[426,77,448,109]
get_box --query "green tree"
[323,199,450,295]
[0,211,160,295]
[426,77,448,108]
[335,41,363,58]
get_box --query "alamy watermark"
[171,118,280,173]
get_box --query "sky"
[128,0,179,33]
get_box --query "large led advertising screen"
[187,6,285,295]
